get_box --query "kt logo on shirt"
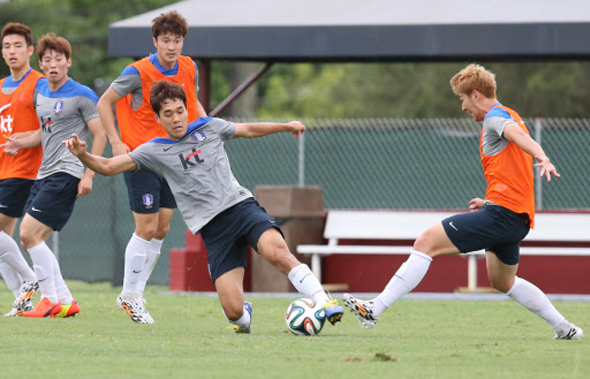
[179,148,204,169]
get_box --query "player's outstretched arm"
[233,121,305,139]
[64,134,137,176]
[503,122,560,182]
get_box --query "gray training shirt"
[35,78,99,179]
[128,117,253,234]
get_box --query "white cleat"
[554,324,583,340]
[117,295,154,324]
[343,293,379,329]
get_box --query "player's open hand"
[534,155,560,182]
[63,134,88,156]
[469,197,484,212]
[288,121,305,138]
[0,135,21,156]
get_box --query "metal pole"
[298,132,305,187]
[210,62,274,117]
[534,117,543,210]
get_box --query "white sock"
[48,252,73,305]
[137,238,163,293]
[0,260,23,297]
[506,276,569,335]
[123,234,149,294]
[0,230,36,282]
[373,250,433,316]
[287,264,329,305]
[228,303,251,328]
[27,241,58,303]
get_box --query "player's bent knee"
[221,301,245,321]
[154,224,170,240]
[19,230,38,250]
[413,232,436,256]
[489,277,514,293]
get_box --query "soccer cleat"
[4,307,23,317]
[322,293,345,325]
[13,281,39,311]
[343,293,379,329]
[554,324,583,340]
[228,301,253,334]
[117,295,154,324]
[4,298,33,317]
[54,299,81,318]
[22,297,62,318]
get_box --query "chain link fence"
[9,117,590,285]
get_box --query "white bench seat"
[297,210,590,291]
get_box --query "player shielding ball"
[66,80,344,331]
[343,64,583,340]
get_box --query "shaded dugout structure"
[109,0,590,113]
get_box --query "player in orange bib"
[0,23,43,316]
[343,64,582,340]
[97,11,207,323]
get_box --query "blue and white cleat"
[228,301,253,334]
[322,294,344,325]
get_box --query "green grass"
[0,282,587,379]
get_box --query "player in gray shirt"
[66,80,345,331]
[4,33,106,318]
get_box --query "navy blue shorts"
[200,197,284,282]
[24,173,80,231]
[0,178,35,218]
[124,169,177,214]
[442,204,530,265]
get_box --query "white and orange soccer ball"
[285,298,326,336]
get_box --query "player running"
[97,10,207,323]
[343,64,582,340]
[2,33,106,318]
[0,22,44,316]
[66,80,344,330]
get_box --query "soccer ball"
[285,298,326,336]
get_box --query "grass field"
[0,281,587,379]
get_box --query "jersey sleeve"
[484,107,514,137]
[483,116,513,138]
[111,67,142,97]
[77,96,99,122]
[128,145,161,175]
[209,118,236,140]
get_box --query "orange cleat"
[54,299,80,318]
[22,297,62,318]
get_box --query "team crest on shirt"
[53,100,64,114]
[192,131,206,142]
[143,193,154,209]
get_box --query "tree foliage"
[258,61,590,118]
[0,0,177,91]
[2,0,589,118]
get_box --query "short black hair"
[150,80,187,115]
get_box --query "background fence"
[8,117,590,286]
